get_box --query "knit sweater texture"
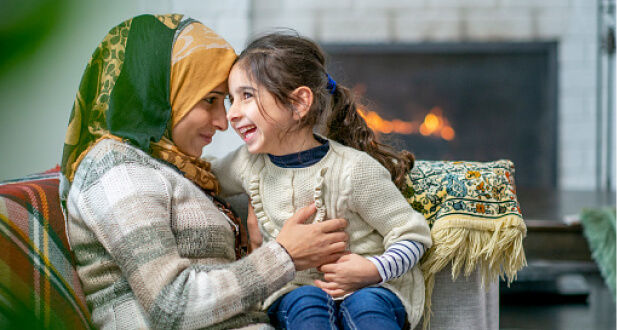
[210,139,433,328]
[65,139,295,329]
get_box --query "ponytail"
[326,85,415,191]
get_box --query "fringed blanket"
[404,159,527,327]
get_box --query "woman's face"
[227,64,299,155]
[172,82,228,157]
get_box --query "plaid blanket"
[0,168,92,329]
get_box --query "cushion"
[405,159,522,228]
[0,167,92,329]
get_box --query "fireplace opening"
[325,42,558,191]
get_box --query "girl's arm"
[315,242,426,296]
[315,153,432,296]
[367,240,426,282]
[207,145,255,197]
[315,253,381,296]
[349,153,432,248]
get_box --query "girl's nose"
[227,101,240,123]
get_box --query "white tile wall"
[319,9,391,42]
[167,0,605,190]
[394,9,462,42]
[354,0,426,9]
[252,10,317,39]
[465,9,535,40]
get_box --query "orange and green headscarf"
[60,14,236,193]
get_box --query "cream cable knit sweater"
[210,139,432,328]
[65,139,295,329]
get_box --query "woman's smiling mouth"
[199,133,213,144]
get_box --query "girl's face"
[172,82,228,157]
[227,64,308,155]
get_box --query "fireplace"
[325,42,558,191]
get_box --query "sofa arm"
[0,169,92,329]
[413,264,499,330]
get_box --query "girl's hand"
[276,204,349,271]
[314,253,382,297]
[246,202,262,252]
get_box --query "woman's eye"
[242,92,253,100]
[203,97,215,104]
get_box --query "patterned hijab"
[60,14,236,193]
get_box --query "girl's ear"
[290,86,314,120]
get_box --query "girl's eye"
[203,97,215,104]
[242,92,253,100]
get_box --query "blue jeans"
[267,286,407,330]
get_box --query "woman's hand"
[246,202,262,252]
[314,253,382,297]
[276,204,348,271]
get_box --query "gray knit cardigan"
[65,139,294,329]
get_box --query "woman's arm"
[246,202,262,252]
[72,161,347,329]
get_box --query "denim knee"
[339,287,407,330]
[268,286,337,330]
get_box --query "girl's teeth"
[239,126,255,134]
[237,125,257,141]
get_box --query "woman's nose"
[212,103,228,131]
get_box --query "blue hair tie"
[326,73,336,94]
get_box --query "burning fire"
[357,106,455,141]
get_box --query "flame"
[358,109,417,134]
[418,107,455,141]
[357,106,455,141]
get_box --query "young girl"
[211,32,432,329]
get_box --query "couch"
[0,160,526,329]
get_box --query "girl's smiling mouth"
[236,125,257,142]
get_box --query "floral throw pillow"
[404,159,522,228]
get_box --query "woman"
[59,14,348,329]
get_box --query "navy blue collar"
[268,136,329,168]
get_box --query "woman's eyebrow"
[209,91,226,96]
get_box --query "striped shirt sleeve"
[367,240,426,283]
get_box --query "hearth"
[325,42,558,191]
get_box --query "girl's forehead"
[229,67,259,90]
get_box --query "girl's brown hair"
[236,31,415,190]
